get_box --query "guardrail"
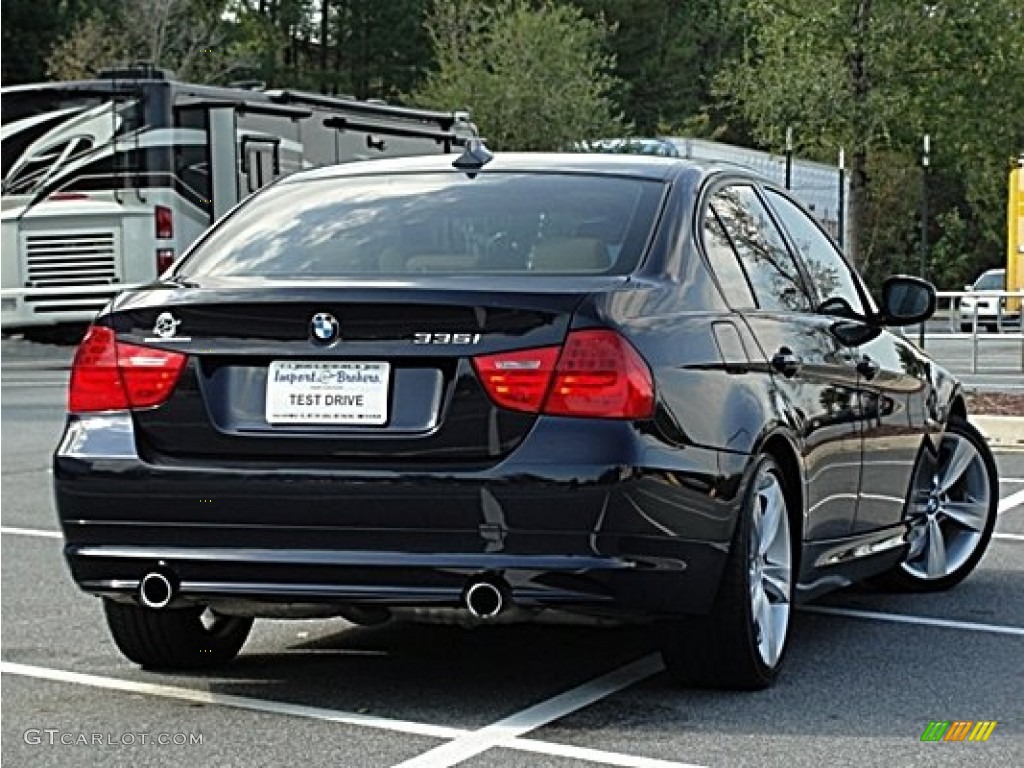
[930,290,1024,373]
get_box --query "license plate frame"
[265,360,390,426]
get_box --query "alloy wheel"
[903,432,991,581]
[748,469,792,668]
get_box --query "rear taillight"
[156,248,175,273]
[69,326,187,413]
[545,330,654,418]
[472,346,560,413]
[47,192,90,201]
[155,205,173,239]
[472,329,654,419]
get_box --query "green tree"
[1,0,121,83]
[576,0,745,139]
[45,0,263,83]
[715,0,1023,284]
[413,0,625,151]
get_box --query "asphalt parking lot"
[2,342,1022,767]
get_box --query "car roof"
[284,152,720,185]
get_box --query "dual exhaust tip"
[138,570,511,619]
[139,570,177,610]
[464,579,508,620]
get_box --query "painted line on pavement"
[997,488,1024,515]
[802,606,1024,637]
[392,654,669,768]
[0,527,61,539]
[993,532,1024,542]
[0,661,463,740]
[1,659,698,768]
[507,737,705,768]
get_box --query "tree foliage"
[3,0,1021,287]
[413,0,625,151]
[716,0,1023,284]
[45,0,261,83]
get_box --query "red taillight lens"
[473,330,655,419]
[69,325,187,413]
[156,248,175,273]
[472,345,560,413]
[47,192,90,201]
[155,205,173,239]
[545,330,654,418]
[69,326,127,412]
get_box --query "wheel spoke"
[759,482,784,557]
[941,500,989,532]
[937,438,978,495]
[762,564,790,603]
[753,582,772,644]
[925,517,948,579]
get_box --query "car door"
[762,187,928,534]
[708,183,863,539]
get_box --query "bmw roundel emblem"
[310,312,340,343]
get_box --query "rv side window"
[174,145,211,208]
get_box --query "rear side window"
[711,186,812,312]
[178,172,666,277]
[703,206,756,309]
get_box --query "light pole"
[837,147,845,250]
[918,133,931,347]
[785,126,793,190]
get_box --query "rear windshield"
[177,172,666,277]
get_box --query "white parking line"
[998,488,1024,514]
[0,526,61,539]
[0,661,464,739]
[801,606,1024,636]
[392,654,670,768]
[507,737,704,768]
[993,532,1024,542]
[1,659,698,768]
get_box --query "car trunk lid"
[110,276,626,464]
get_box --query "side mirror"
[879,275,936,326]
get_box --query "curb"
[969,416,1024,450]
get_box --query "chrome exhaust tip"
[139,571,176,610]
[464,580,506,620]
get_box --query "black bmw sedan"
[54,146,998,689]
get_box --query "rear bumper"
[54,414,751,617]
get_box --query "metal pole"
[837,147,846,249]
[785,126,793,190]
[918,134,930,347]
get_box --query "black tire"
[103,599,253,670]
[872,416,998,592]
[659,455,795,690]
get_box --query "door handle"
[856,355,880,380]
[771,348,803,378]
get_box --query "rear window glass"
[177,172,665,277]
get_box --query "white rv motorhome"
[1,66,476,334]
